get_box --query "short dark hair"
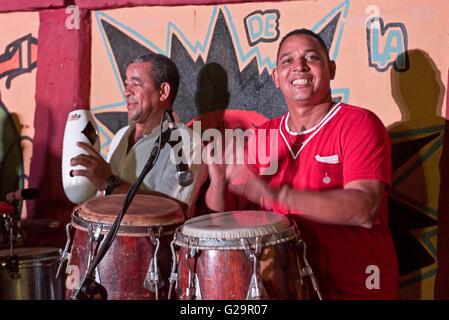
[128,53,180,103]
[276,29,330,63]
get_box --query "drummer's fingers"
[205,138,224,165]
[70,154,93,167]
[227,163,248,182]
[70,165,99,177]
[204,139,215,157]
[223,137,236,165]
[70,168,88,177]
[228,180,257,202]
[76,142,100,158]
[228,174,265,204]
[225,134,247,165]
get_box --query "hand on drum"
[70,142,113,191]
[204,139,227,185]
[227,162,278,208]
[204,134,278,208]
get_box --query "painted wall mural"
[0,12,38,218]
[89,0,448,298]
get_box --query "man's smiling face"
[272,33,336,108]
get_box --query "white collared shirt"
[107,120,207,217]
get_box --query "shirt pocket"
[309,157,343,190]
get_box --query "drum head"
[180,211,291,239]
[78,194,184,227]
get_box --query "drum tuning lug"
[148,227,157,245]
[144,259,159,284]
[241,237,262,261]
[241,237,267,300]
[300,266,312,277]
[247,274,265,300]
[187,237,199,249]
[184,251,202,300]
[297,239,323,300]
[93,225,104,242]
[185,273,202,300]
[144,236,164,296]
[168,239,179,300]
[57,248,71,263]
[189,247,197,258]
[169,272,178,283]
[144,258,164,294]
[86,224,104,283]
[56,223,73,279]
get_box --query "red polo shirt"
[246,102,398,299]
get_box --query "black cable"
[90,111,166,268]
[71,110,169,299]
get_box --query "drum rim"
[177,210,292,239]
[71,209,179,237]
[173,222,300,250]
[0,246,60,265]
[80,194,184,226]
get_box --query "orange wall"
[0,0,448,300]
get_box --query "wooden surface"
[176,241,309,300]
[67,226,176,300]
[80,194,184,226]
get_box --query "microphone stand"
[70,111,171,300]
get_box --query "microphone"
[6,188,41,202]
[20,188,41,199]
[164,110,194,187]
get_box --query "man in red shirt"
[205,29,398,299]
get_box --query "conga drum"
[172,211,313,300]
[66,194,184,300]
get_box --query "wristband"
[105,175,121,195]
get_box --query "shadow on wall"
[191,62,230,217]
[388,49,446,299]
[195,62,230,117]
[194,62,230,136]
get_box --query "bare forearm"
[205,180,228,212]
[222,162,384,228]
[278,186,380,228]
[206,178,243,212]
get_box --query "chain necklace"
[287,103,334,147]
[287,118,306,147]
[288,132,304,146]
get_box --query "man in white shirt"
[70,53,207,217]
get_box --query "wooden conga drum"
[172,211,310,300]
[66,194,184,300]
